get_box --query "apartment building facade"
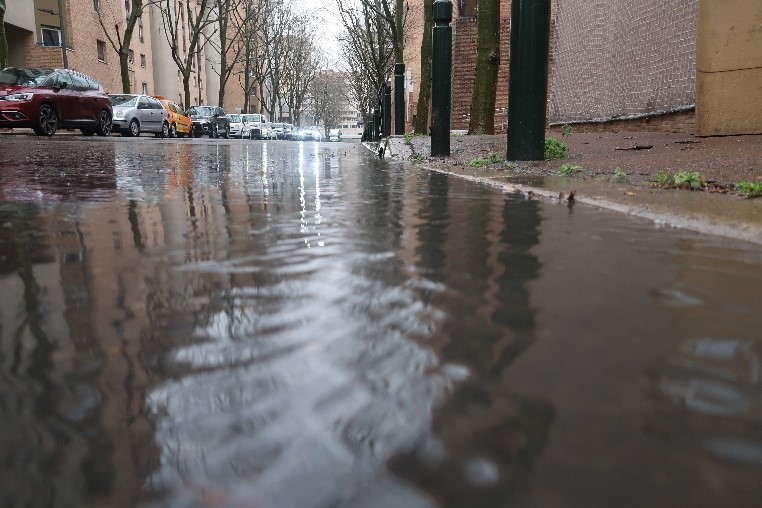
[3,0,247,111]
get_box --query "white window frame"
[41,26,62,47]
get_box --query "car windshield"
[187,106,215,117]
[228,114,242,123]
[0,67,53,86]
[110,95,138,107]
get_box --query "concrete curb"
[360,139,762,246]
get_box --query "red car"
[0,67,112,137]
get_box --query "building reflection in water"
[388,172,553,507]
[645,240,762,495]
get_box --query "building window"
[41,26,62,47]
[142,82,148,95]
[138,16,144,43]
[140,54,146,68]
[128,49,134,64]
[459,0,477,17]
[97,40,106,62]
[93,0,100,13]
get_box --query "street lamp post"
[431,0,452,157]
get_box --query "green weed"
[558,164,582,176]
[562,123,573,139]
[544,138,567,160]
[403,132,413,145]
[673,171,705,190]
[649,171,673,186]
[613,167,628,183]
[734,181,762,198]
[467,157,488,168]
[488,152,501,164]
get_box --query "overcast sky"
[296,0,344,68]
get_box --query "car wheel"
[160,121,169,138]
[35,104,58,136]
[128,119,140,137]
[223,126,230,139]
[96,109,112,136]
[81,129,95,136]
[169,123,177,138]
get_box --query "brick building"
[3,0,247,111]
[403,0,762,136]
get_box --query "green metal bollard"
[506,0,552,161]
[431,0,452,157]
[383,83,392,138]
[395,63,406,135]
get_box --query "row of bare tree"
[90,0,323,121]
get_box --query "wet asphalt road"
[0,134,761,507]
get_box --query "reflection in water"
[646,242,762,469]
[1,138,761,507]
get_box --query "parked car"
[228,114,245,138]
[283,123,295,140]
[110,94,169,137]
[241,113,267,139]
[328,129,342,142]
[0,67,112,136]
[302,126,323,141]
[186,106,230,138]
[263,122,277,139]
[154,96,192,138]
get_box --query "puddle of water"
[0,139,760,507]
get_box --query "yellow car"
[154,96,192,138]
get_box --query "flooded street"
[0,137,760,507]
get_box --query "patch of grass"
[403,132,413,145]
[734,181,762,198]
[466,157,488,168]
[544,138,567,160]
[649,171,673,187]
[409,153,423,162]
[558,164,583,176]
[673,171,705,190]
[466,152,502,168]
[613,167,628,183]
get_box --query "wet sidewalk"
[382,131,762,245]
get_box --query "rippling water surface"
[0,138,760,507]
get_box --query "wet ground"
[1,136,761,507]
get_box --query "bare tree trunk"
[469,0,500,134]
[0,0,8,70]
[414,0,433,134]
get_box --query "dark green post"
[506,0,551,161]
[431,0,452,157]
[383,83,392,138]
[395,63,406,135]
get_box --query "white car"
[242,113,267,139]
[328,129,342,142]
[227,114,246,138]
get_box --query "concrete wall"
[6,0,37,32]
[696,0,762,135]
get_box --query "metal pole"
[506,0,551,161]
[383,83,392,138]
[56,0,68,68]
[395,63,405,135]
[431,0,452,157]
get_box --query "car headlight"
[114,110,124,119]
[5,93,34,102]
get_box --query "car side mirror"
[56,81,68,90]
